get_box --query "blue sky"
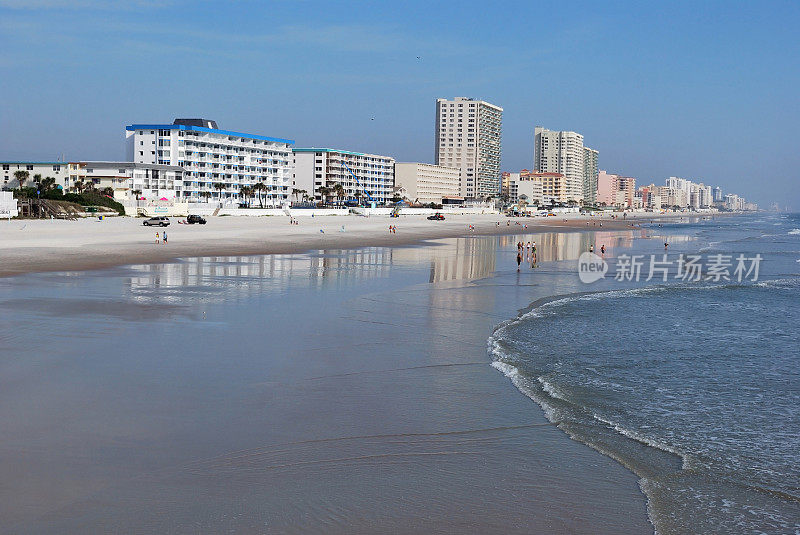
[1,0,798,208]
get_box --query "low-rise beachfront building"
[1,161,69,190]
[503,170,544,206]
[293,148,395,204]
[66,161,187,200]
[125,118,294,206]
[532,171,569,205]
[394,162,460,204]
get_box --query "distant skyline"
[1,0,798,208]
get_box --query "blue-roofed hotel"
[125,118,294,206]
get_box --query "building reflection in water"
[391,237,497,283]
[124,228,689,305]
[126,248,396,304]
[497,232,597,262]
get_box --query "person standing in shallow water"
[517,251,522,271]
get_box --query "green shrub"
[12,188,125,215]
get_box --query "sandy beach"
[0,212,668,277]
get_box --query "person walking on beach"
[600,244,606,255]
[155,232,160,244]
[516,251,522,271]
[664,241,669,250]
[531,242,537,267]
[589,244,594,253]
[162,230,167,245]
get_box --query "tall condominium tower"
[583,146,599,205]
[435,97,503,200]
[533,126,587,203]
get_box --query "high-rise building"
[533,127,585,203]
[583,147,599,205]
[435,97,503,200]
[125,118,294,206]
[292,148,395,204]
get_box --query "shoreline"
[0,212,716,278]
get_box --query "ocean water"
[490,213,800,533]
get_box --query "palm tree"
[84,181,96,193]
[252,182,266,208]
[239,185,252,207]
[201,191,212,203]
[291,188,301,203]
[333,183,346,206]
[102,187,114,197]
[213,182,226,203]
[32,174,43,191]
[317,186,330,206]
[132,189,142,209]
[41,176,56,192]
[13,170,29,191]
[354,192,362,206]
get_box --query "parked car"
[142,216,170,227]
[187,214,206,224]
[427,213,445,220]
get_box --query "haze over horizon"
[1,0,797,209]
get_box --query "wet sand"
[0,230,661,533]
[0,213,654,277]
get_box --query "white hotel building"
[293,148,395,204]
[125,118,294,206]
